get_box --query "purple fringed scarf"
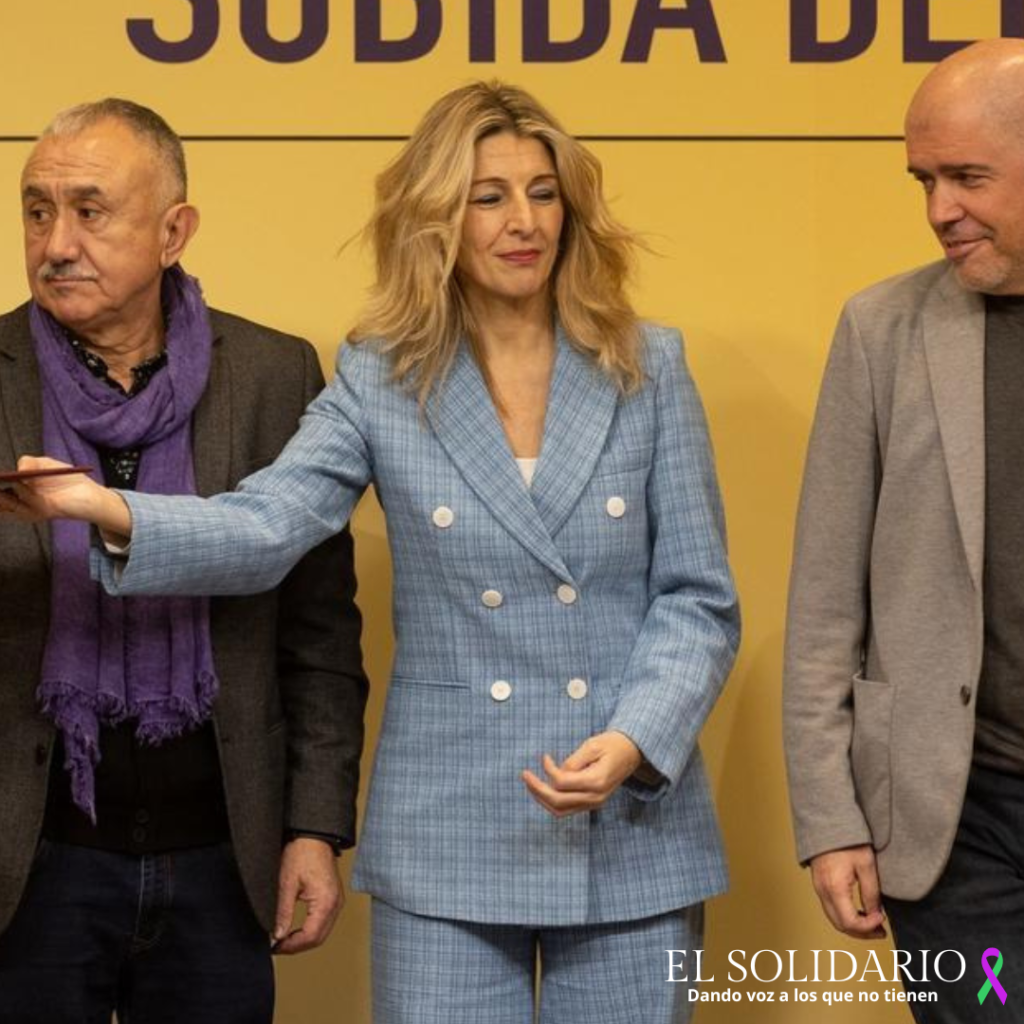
[31,265,219,821]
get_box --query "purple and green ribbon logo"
[979,948,1007,1007]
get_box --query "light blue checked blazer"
[94,323,739,926]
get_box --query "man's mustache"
[40,263,97,282]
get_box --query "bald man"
[785,39,1024,1019]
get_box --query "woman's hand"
[0,456,133,540]
[521,731,643,817]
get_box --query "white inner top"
[516,457,538,487]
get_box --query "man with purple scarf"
[0,99,367,1022]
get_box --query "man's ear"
[160,203,201,268]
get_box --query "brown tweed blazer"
[0,302,367,933]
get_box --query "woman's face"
[456,131,564,311]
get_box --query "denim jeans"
[0,840,273,1023]
[886,765,1024,1024]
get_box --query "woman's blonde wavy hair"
[348,81,644,401]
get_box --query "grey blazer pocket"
[850,674,893,851]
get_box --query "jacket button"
[490,680,512,702]
[34,744,48,766]
[960,685,972,706]
[432,506,455,529]
[556,584,578,605]
[567,678,588,700]
[606,496,626,518]
[481,589,504,608]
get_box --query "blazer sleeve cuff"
[608,725,674,802]
[795,822,875,867]
[621,762,670,803]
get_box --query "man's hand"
[521,731,643,817]
[809,845,886,939]
[272,837,342,955]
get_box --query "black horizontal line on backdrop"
[0,134,905,143]
[587,134,904,142]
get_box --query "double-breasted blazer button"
[960,685,972,706]
[556,584,578,605]
[567,678,589,700]
[481,589,504,608]
[605,496,626,518]
[432,505,455,529]
[490,680,512,702]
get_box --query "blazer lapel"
[0,307,50,562]
[192,328,232,496]
[922,267,985,591]
[425,343,571,580]
[531,329,619,540]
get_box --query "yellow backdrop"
[0,2,1002,1020]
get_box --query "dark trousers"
[886,765,1024,1023]
[0,840,274,1024]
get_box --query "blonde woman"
[4,82,739,1023]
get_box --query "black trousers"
[0,840,273,1024]
[886,765,1024,1023]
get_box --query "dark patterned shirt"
[65,331,167,397]
[65,333,167,487]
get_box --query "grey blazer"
[784,261,984,900]
[96,325,740,927]
[0,303,367,933]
